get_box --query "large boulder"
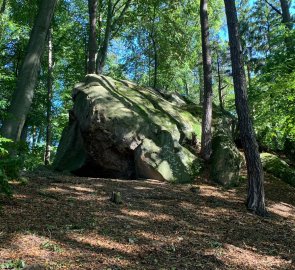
[210,119,244,187]
[261,152,295,187]
[53,75,203,182]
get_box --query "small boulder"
[261,152,295,187]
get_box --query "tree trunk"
[96,0,112,74]
[20,122,28,143]
[44,28,53,166]
[224,0,267,216]
[0,0,6,14]
[151,35,158,89]
[200,0,213,161]
[216,52,224,111]
[280,0,294,54]
[87,0,98,74]
[280,0,292,30]
[198,64,204,105]
[0,0,57,142]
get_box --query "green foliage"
[0,136,23,196]
[0,259,26,270]
[249,36,295,150]
[40,241,63,253]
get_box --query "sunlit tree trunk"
[200,0,213,161]
[224,0,267,216]
[216,51,225,111]
[45,28,53,165]
[0,0,57,142]
[87,0,98,74]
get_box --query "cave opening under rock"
[72,151,137,180]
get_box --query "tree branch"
[264,0,282,15]
[111,0,131,32]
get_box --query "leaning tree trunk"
[0,0,57,142]
[224,0,267,216]
[200,0,213,161]
[87,0,98,74]
[44,28,53,165]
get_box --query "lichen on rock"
[53,74,204,182]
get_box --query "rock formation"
[53,74,242,184]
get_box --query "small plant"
[40,241,63,253]
[0,259,26,269]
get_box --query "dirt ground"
[0,169,294,270]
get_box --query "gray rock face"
[53,75,203,182]
[210,119,244,186]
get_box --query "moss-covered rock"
[210,119,244,187]
[261,153,295,187]
[53,75,205,182]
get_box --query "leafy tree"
[0,0,58,142]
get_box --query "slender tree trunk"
[97,0,112,74]
[44,28,53,165]
[0,0,57,142]
[0,0,6,14]
[224,0,266,216]
[31,126,37,149]
[216,51,224,111]
[200,0,213,161]
[151,35,158,89]
[87,0,98,74]
[185,80,189,96]
[198,64,204,105]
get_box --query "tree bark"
[216,52,224,111]
[224,0,267,216]
[151,35,158,89]
[198,64,204,105]
[87,0,98,74]
[200,0,213,161]
[45,28,53,165]
[96,0,113,74]
[280,0,294,54]
[280,0,292,30]
[0,0,57,142]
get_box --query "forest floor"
[0,168,295,270]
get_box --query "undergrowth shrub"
[0,136,21,196]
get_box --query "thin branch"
[264,0,282,15]
[111,0,131,31]
[112,0,121,15]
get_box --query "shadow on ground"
[0,170,294,270]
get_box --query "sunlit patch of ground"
[0,169,294,270]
